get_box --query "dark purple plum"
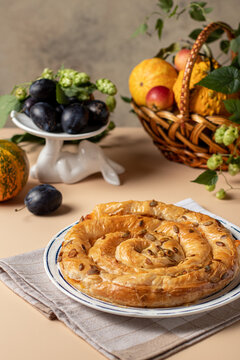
[61,104,89,134]
[24,184,62,215]
[29,79,56,101]
[22,97,39,116]
[85,100,109,126]
[30,102,58,132]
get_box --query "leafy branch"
[192,127,240,199]
[132,1,213,41]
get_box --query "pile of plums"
[23,79,109,134]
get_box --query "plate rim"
[43,221,240,318]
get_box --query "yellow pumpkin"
[129,58,178,106]
[0,140,29,201]
[173,59,238,116]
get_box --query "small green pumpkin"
[0,140,29,201]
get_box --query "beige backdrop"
[1,0,239,128]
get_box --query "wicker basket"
[131,22,240,170]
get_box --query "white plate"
[44,220,240,318]
[10,110,110,141]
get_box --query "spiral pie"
[59,200,240,307]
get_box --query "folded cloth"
[1,198,240,360]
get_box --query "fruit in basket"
[29,79,56,101]
[61,104,89,134]
[173,59,238,116]
[24,184,62,215]
[30,102,59,132]
[146,86,174,111]
[0,140,29,201]
[173,48,201,71]
[129,58,177,106]
[86,100,109,125]
[174,49,191,71]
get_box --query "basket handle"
[179,22,235,122]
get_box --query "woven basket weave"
[131,22,240,169]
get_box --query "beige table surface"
[0,127,239,360]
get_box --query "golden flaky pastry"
[59,200,240,308]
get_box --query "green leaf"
[121,95,132,103]
[169,5,178,17]
[229,156,240,166]
[234,23,240,37]
[197,66,240,94]
[223,99,240,124]
[61,83,96,100]
[132,23,148,37]
[0,94,22,128]
[189,28,223,43]
[155,18,163,39]
[231,55,240,69]
[206,28,224,43]
[157,0,173,13]
[220,40,230,54]
[56,83,69,105]
[204,7,213,14]
[189,28,202,40]
[189,2,206,21]
[61,85,79,98]
[230,35,240,53]
[10,133,45,145]
[155,42,180,59]
[191,170,218,186]
[230,36,240,66]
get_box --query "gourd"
[129,58,178,106]
[173,59,238,116]
[0,140,29,201]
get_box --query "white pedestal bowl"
[10,111,124,186]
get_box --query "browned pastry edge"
[59,200,240,308]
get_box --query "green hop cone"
[58,68,77,79]
[74,72,90,86]
[41,68,54,80]
[207,154,223,171]
[96,78,117,96]
[214,124,228,144]
[205,184,216,192]
[228,163,240,176]
[59,76,72,88]
[106,95,116,112]
[223,126,239,146]
[14,87,27,101]
[216,188,226,200]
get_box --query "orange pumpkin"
[129,58,178,106]
[0,140,29,201]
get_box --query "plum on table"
[24,184,62,215]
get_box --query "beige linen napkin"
[1,198,240,360]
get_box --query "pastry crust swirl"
[59,200,240,307]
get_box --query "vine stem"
[219,168,240,191]
[15,205,27,212]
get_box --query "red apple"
[174,48,191,71]
[146,86,174,111]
